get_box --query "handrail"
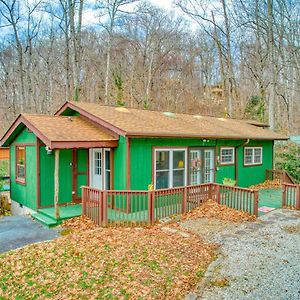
[266,169,295,184]
[82,183,258,226]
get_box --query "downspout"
[235,139,250,184]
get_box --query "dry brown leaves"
[181,200,256,222]
[0,224,215,300]
[250,179,281,189]
[61,215,97,232]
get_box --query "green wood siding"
[76,149,88,197]
[130,138,216,190]
[236,140,273,187]
[10,128,37,210]
[40,148,73,207]
[129,137,273,190]
[113,136,127,190]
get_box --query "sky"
[82,0,180,27]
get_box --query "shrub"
[275,142,300,183]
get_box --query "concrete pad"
[0,215,59,253]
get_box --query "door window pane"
[94,151,101,175]
[190,150,202,185]
[204,150,214,183]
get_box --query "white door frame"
[89,148,111,190]
[89,148,103,190]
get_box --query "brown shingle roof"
[23,114,116,142]
[62,102,286,140]
[1,114,118,149]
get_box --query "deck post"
[253,190,259,217]
[295,185,300,210]
[182,187,187,214]
[148,191,154,225]
[102,191,108,226]
[54,149,60,220]
[82,187,86,216]
[215,184,221,204]
[282,184,286,208]
[208,183,213,199]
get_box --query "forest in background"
[0,0,299,134]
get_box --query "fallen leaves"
[0,224,215,299]
[61,215,97,232]
[181,200,256,222]
[250,179,281,189]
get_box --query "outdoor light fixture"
[45,146,53,155]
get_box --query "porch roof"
[0,114,118,149]
[56,101,287,140]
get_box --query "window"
[220,147,235,165]
[94,151,101,175]
[16,146,26,183]
[244,147,262,166]
[155,149,187,189]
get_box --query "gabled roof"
[1,114,118,149]
[56,101,287,140]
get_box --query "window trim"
[153,147,188,189]
[15,145,26,185]
[244,146,263,166]
[219,147,235,166]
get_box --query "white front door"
[90,148,103,189]
[204,149,214,183]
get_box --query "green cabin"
[0,101,285,222]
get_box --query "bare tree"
[96,0,139,104]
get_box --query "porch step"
[31,212,61,227]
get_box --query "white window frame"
[154,148,188,189]
[244,147,263,166]
[220,147,235,165]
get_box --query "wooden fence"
[282,183,300,209]
[266,169,295,184]
[82,183,259,226]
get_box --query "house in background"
[0,101,286,223]
[0,147,9,160]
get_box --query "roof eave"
[1,115,52,147]
[126,132,288,140]
[51,140,118,149]
[55,101,126,136]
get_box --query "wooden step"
[31,213,61,227]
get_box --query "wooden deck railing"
[218,185,259,216]
[82,183,259,226]
[266,169,295,184]
[282,183,300,209]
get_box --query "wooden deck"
[32,204,82,227]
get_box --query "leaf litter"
[0,199,255,299]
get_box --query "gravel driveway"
[183,209,300,300]
[0,215,59,253]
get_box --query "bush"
[0,160,9,191]
[275,142,300,183]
